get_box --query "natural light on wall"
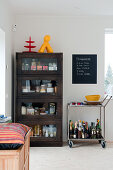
[0,28,5,115]
[105,29,113,96]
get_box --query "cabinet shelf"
[30,136,57,142]
[18,114,62,121]
[18,95,62,100]
[20,70,62,75]
[17,119,62,125]
[21,92,56,97]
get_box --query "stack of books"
[0,115,12,123]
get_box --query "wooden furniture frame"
[15,52,63,147]
[0,129,31,170]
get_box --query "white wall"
[0,28,5,115]
[0,0,14,117]
[14,15,113,141]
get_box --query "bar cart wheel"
[69,140,73,148]
[101,140,106,148]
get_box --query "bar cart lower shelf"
[67,95,112,148]
[68,138,105,148]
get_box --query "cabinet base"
[30,141,62,147]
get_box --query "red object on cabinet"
[24,36,36,52]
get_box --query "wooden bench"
[0,129,31,170]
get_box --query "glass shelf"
[22,80,58,94]
[16,98,62,120]
[21,102,57,116]
[31,124,57,138]
[22,58,57,71]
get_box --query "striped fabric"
[0,123,30,144]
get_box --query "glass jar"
[40,107,46,115]
[43,126,46,136]
[45,126,49,137]
[27,104,34,115]
[49,125,54,137]
[26,80,30,92]
[47,83,54,93]
[53,63,57,70]
[21,106,27,115]
[47,83,52,88]
[34,107,40,115]
[36,86,40,92]
[49,103,56,114]
[25,63,30,70]
[53,127,57,137]
[31,59,36,70]
[22,86,28,93]
[22,63,25,70]
[54,86,57,94]
[37,62,42,70]
[49,63,54,70]
[40,84,46,93]
[35,80,41,92]
[43,64,48,71]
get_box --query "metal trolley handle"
[101,95,112,107]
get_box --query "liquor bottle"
[96,119,101,139]
[37,125,40,136]
[91,122,96,139]
[73,121,78,139]
[81,121,85,139]
[81,127,85,139]
[69,120,73,138]
[93,125,96,139]
[90,122,93,139]
[85,122,87,138]
[78,120,82,139]
[72,124,74,137]
[85,122,90,139]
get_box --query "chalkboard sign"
[72,54,97,84]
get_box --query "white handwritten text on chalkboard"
[72,54,97,84]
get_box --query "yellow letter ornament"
[38,35,53,53]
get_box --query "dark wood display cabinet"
[15,52,63,147]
